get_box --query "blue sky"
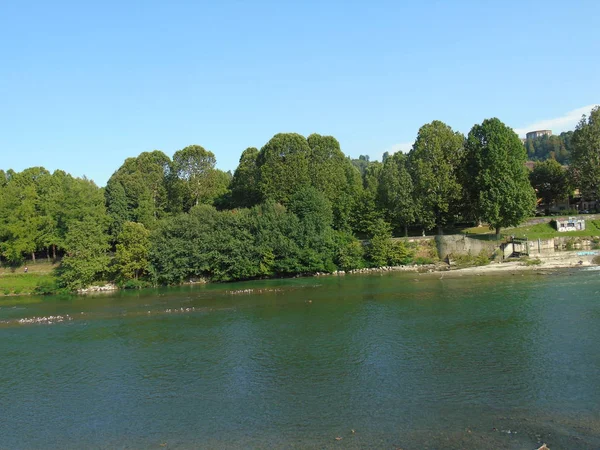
[1,0,598,186]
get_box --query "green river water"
[1,269,600,449]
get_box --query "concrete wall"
[435,235,501,259]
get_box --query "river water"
[1,269,600,449]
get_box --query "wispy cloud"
[513,104,598,137]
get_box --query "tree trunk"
[495,226,501,236]
[52,245,56,260]
[47,247,50,262]
[31,252,36,263]
[437,224,443,235]
[404,224,408,237]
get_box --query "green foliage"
[378,152,416,236]
[172,145,229,209]
[257,133,311,204]
[413,256,435,265]
[452,250,490,267]
[409,120,465,233]
[387,240,414,266]
[367,219,393,266]
[105,150,172,231]
[571,107,600,201]
[334,231,365,271]
[463,118,537,234]
[0,272,57,295]
[33,278,63,295]
[229,147,261,207]
[114,222,150,282]
[57,217,111,290]
[529,159,571,207]
[521,257,542,266]
[366,219,413,266]
[524,132,572,164]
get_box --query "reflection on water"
[1,270,600,449]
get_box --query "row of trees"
[1,109,599,290]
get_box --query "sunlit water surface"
[1,270,600,449]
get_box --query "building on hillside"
[526,130,552,140]
[554,217,585,232]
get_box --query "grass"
[461,219,600,240]
[0,262,59,296]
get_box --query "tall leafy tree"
[114,221,150,281]
[306,133,362,230]
[257,133,311,204]
[105,150,171,231]
[0,167,51,263]
[351,161,383,236]
[229,147,261,208]
[408,120,464,234]
[378,152,416,236]
[57,217,111,290]
[172,145,228,209]
[529,160,570,209]
[463,118,537,235]
[570,107,600,202]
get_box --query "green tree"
[366,218,411,266]
[529,159,570,209]
[114,222,150,281]
[287,186,336,273]
[229,147,261,207]
[0,167,51,263]
[105,150,171,232]
[570,107,600,202]
[463,118,537,235]
[307,133,362,230]
[58,217,111,290]
[378,152,416,236]
[172,145,228,209]
[257,133,311,204]
[351,162,383,236]
[408,120,464,234]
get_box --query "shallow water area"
[1,270,599,449]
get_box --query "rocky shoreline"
[74,251,598,295]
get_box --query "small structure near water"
[554,217,585,232]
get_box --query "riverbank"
[2,250,598,298]
[317,250,599,279]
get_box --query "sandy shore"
[438,251,599,277]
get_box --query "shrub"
[452,250,490,267]
[592,255,600,265]
[33,280,61,295]
[413,256,434,265]
[522,257,542,266]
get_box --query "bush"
[452,250,490,267]
[33,279,62,295]
[593,255,600,265]
[521,257,542,266]
[565,238,575,250]
[388,240,414,266]
[335,232,365,271]
[413,256,434,265]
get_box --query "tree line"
[1,108,599,290]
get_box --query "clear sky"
[1,0,598,186]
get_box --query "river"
[1,269,599,449]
